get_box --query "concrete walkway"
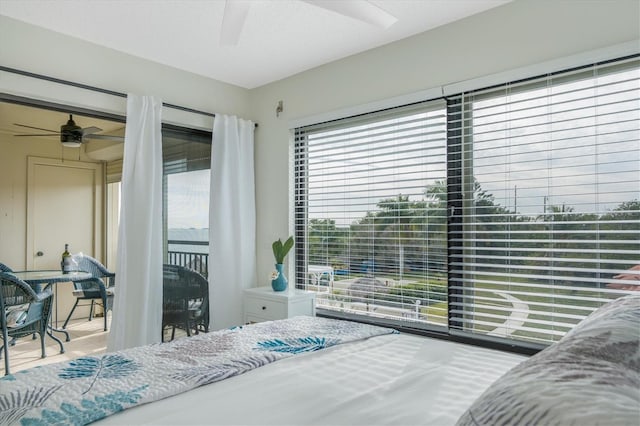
[320,276,531,337]
[487,292,530,337]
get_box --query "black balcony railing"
[167,240,209,278]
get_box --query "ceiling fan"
[13,114,124,148]
[221,0,398,45]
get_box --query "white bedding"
[98,332,525,426]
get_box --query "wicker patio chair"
[0,263,13,273]
[62,254,115,332]
[162,264,209,342]
[1,272,56,375]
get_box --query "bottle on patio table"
[61,243,72,274]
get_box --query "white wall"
[0,15,252,124]
[249,0,640,285]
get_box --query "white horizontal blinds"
[103,128,211,182]
[295,100,449,329]
[448,57,640,346]
[162,128,211,175]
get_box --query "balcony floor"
[1,316,109,376]
[2,314,188,376]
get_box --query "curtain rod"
[0,65,258,127]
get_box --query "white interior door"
[27,156,103,324]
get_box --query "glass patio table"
[8,269,92,352]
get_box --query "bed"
[2,295,638,425]
[98,328,524,426]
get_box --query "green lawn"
[322,270,618,344]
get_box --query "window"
[448,57,640,347]
[295,55,639,349]
[295,100,449,331]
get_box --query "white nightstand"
[243,286,316,324]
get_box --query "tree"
[308,219,348,266]
[598,199,640,274]
[375,195,429,274]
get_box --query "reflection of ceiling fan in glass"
[13,114,124,148]
[221,0,398,45]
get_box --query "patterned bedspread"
[0,316,397,425]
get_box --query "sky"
[306,65,639,226]
[167,169,210,229]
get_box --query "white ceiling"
[0,0,511,89]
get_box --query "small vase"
[271,263,288,292]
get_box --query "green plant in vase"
[271,236,294,291]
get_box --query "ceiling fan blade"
[14,133,60,137]
[82,134,124,141]
[82,126,103,136]
[13,123,60,133]
[220,0,251,46]
[302,0,397,29]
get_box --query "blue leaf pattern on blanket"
[60,354,139,380]
[19,386,148,426]
[59,354,140,394]
[257,336,338,353]
[0,316,397,426]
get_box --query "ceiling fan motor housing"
[60,115,83,143]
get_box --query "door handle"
[36,251,44,257]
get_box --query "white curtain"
[209,115,256,330]
[108,94,163,351]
